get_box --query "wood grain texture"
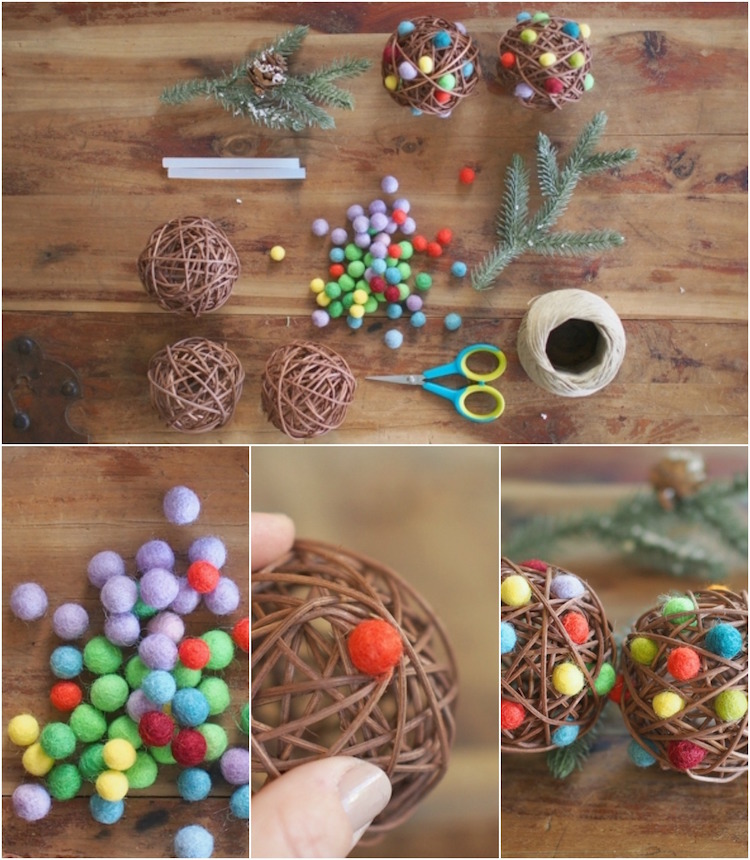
[2,2,747,443]
[2,446,249,858]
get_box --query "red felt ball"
[459,167,475,185]
[384,285,401,303]
[329,263,345,278]
[50,681,83,712]
[347,619,403,676]
[434,90,451,105]
[186,560,220,594]
[545,78,565,95]
[232,617,249,653]
[391,209,407,226]
[370,276,386,294]
[139,711,175,747]
[608,673,625,705]
[561,611,590,645]
[520,559,547,572]
[436,228,453,247]
[500,51,516,69]
[412,235,428,252]
[501,700,525,730]
[178,637,211,670]
[172,728,207,766]
[426,242,443,258]
[667,646,701,681]
[668,740,707,771]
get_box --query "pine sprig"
[471,112,637,291]
[547,724,599,779]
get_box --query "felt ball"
[139,633,178,671]
[172,688,211,728]
[501,700,525,730]
[311,217,329,236]
[591,662,616,696]
[140,568,180,611]
[630,636,659,665]
[667,646,701,680]
[108,714,143,750]
[174,663,203,689]
[8,713,40,746]
[704,623,743,659]
[198,677,231,716]
[187,560,220,595]
[240,703,249,735]
[151,743,177,765]
[652,691,685,719]
[551,721,579,747]
[501,574,532,607]
[87,550,126,588]
[562,611,590,644]
[50,681,83,712]
[164,485,201,525]
[133,596,159,620]
[545,78,564,95]
[10,582,48,620]
[667,739,706,771]
[661,595,696,625]
[175,824,214,859]
[40,722,77,760]
[200,630,235,670]
[330,227,348,246]
[69,704,108,743]
[459,166,476,184]
[96,769,129,802]
[101,575,138,614]
[47,762,82,800]
[179,638,211,671]
[514,82,534,100]
[136,539,175,572]
[714,690,748,722]
[22,741,55,776]
[550,574,585,600]
[169,576,202,616]
[269,245,286,262]
[139,711,175,747]
[104,612,141,647]
[231,617,249,653]
[142,669,177,705]
[444,313,462,331]
[52,602,90,640]
[125,750,158,789]
[230,784,249,819]
[50,644,83,679]
[500,621,517,654]
[450,261,467,277]
[628,739,656,767]
[126,689,156,723]
[102,738,137,771]
[78,743,107,781]
[89,794,124,824]
[552,663,585,696]
[608,674,625,705]
[188,536,227,570]
[125,654,150,689]
[177,767,212,802]
[220,746,250,786]
[381,175,399,194]
[147,610,185,643]
[91,674,130,712]
[84,636,123,675]
[172,728,207,766]
[197,723,229,762]
[410,311,426,328]
[347,619,403,675]
[13,783,51,821]
[311,309,330,327]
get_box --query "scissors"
[367,344,507,423]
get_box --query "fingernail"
[338,761,392,848]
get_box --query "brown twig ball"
[147,337,245,433]
[252,539,458,840]
[620,588,748,782]
[501,558,616,752]
[260,340,356,439]
[382,16,481,117]
[137,216,240,316]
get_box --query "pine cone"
[248,50,288,95]
[650,450,707,510]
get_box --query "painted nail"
[338,761,392,849]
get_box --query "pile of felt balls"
[7,485,249,859]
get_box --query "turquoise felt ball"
[704,623,742,659]
[171,688,211,728]
[500,621,517,655]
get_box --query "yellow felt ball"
[348,304,365,320]
[552,662,585,696]
[653,691,685,719]
[579,23,591,39]
[103,738,137,771]
[22,741,55,776]
[501,574,531,607]
[715,690,748,722]
[352,289,369,305]
[539,52,557,67]
[309,278,325,294]
[316,292,331,308]
[630,636,659,665]
[269,245,286,262]
[417,56,434,74]
[8,713,40,747]
[96,769,129,802]
[384,74,398,91]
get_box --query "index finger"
[251,512,296,571]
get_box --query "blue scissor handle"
[423,344,507,383]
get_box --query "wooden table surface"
[500,446,748,859]
[2,446,249,858]
[2,2,747,444]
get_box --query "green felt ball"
[661,595,696,626]
[84,636,123,675]
[124,655,150,690]
[40,722,77,760]
[715,689,748,722]
[78,743,106,781]
[630,637,659,665]
[200,630,235,670]
[173,663,202,689]
[198,677,231,716]
[133,595,159,620]
[108,715,143,750]
[197,722,228,762]
[90,674,129,712]
[149,743,177,765]
[240,704,249,735]
[47,762,82,800]
[591,662,616,696]
[125,750,158,789]
[69,704,107,743]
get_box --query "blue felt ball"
[410,311,426,328]
[462,61,474,78]
[433,30,452,49]
[552,722,580,747]
[90,794,124,824]
[397,20,415,36]
[444,313,463,331]
[329,247,345,263]
[174,824,215,859]
[451,261,468,278]
[385,267,401,285]
[142,670,177,706]
[562,21,581,39]
[230,784,249,820]
[346,316,363,330]
[516,11,532,22]
[172,688,211,727]
[628,739,657,767]
[50,645,83,679]
[704,623,743,659]
[384,330,403,350]
[500,621,517,654]
[177,768,212,802]
[386,303,403,320]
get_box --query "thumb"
[251,757,392,858]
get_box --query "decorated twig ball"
[260,340,356,439]
[148,337,245,433]
[501,558,616,751]
[137,216,240,317]
[620,588,748,782]
[252,539,458,840]
[382,16,481,117]
[498,11,593,110]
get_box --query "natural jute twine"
[517,288,626,397]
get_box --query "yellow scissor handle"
[457,345,507,383]
[457,384,505,423]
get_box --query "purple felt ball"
[104,612,141,647]
[12,783,51,821]
[401,217,417,235]
[135,540,175,573]
[126,688,158,722]
[354,232,372,249]
[369,212,389,233]
[53,603,90,640]
[369,198,387,215]
[147,611,185,644]
[163,486,201,526]
[10,582,48,621]
[405,294,423,312]
[139,633,178,670]
[311,217,329,237]
[139,568,180,610]
[100,575,138,614]
[220,747,250,786]
[169,576,202,616]
[370,241,388,260]
[87,550,126,589]
[346,204,364,221]
[550,574,586,600]
[330,227,348,246]
[188,536,227,570]
[373,232,391,247]
[381,175,399,194]
[392,198,411,213]
[311,309,330,328]
[203,577,241,616]
[352,214,370,234]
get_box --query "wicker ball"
[252,539,458,840]
[501,558,616,752]
[148,337,245,434]
[498,13,593,110]
[260,340,356,439]
[621,588,748,782]
[137,216,240,317]
[382,16,481,117]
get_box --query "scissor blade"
[366,374,426,385]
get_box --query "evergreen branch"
[566,110,608,170]
[547,724,599,779]
[536,133,560,197]
[272,25,310,59]
[470,244,524,291]
[580,148,639,174]
[531,230,626,256]
[500,155,530,245]
[299,56,372,87]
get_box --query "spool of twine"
[517,289,626,397]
